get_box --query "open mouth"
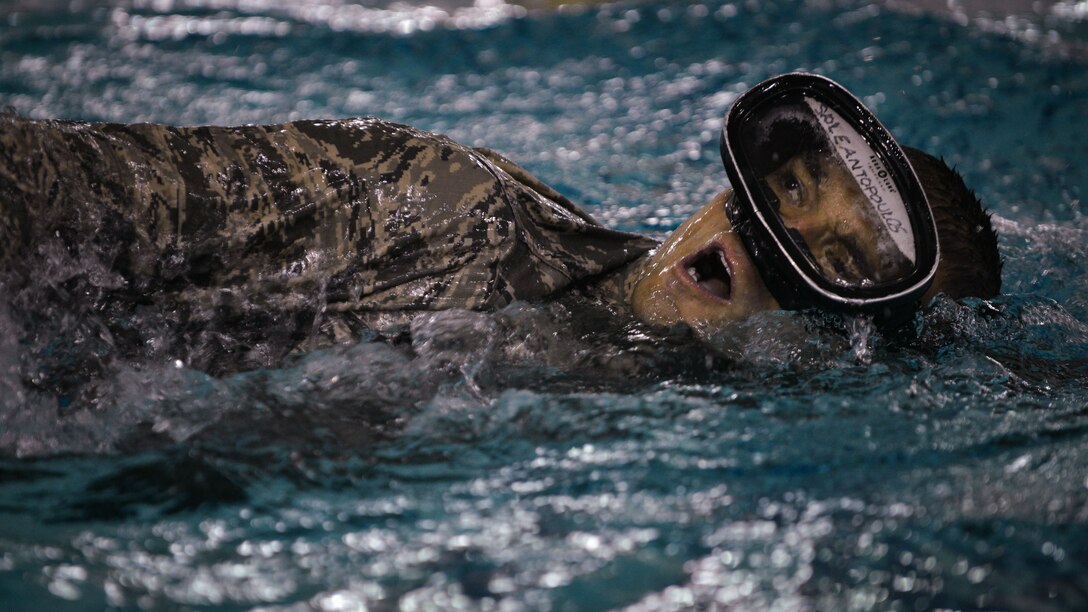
[678,243,733,301]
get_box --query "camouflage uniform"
[0,115,655,373]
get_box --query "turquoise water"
[2,0,1088,609]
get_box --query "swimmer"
[627,145,1001,330]
[630,75,1001,331]
[0,73,1000,375]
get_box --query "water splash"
[2,0,1088,610]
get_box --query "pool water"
[2,0,1088,609]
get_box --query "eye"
[780,171,804,207]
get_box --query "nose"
[813,233,868,283]
[789,210,883,284]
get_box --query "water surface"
[2,0,1088,609]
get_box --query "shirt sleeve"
[273,118,656,314]
[469,146,657,306]
[1,116,658,371]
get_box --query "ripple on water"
[2,0,1088,610]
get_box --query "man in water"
[0,75,1000,376]
[629,107,1002,332]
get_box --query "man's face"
[764,152,910,287]
[627,154,905,331]
[627,190,779,330]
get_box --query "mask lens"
[738,96,916,289]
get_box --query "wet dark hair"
[903,147,1002,300]
[744,110,828,179]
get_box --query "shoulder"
[287,117,489,176]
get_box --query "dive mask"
[720,73,939,320]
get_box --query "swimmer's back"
[0,115,653,371]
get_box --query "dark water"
[2,0,1088,609]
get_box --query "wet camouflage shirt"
[0,115,655,371]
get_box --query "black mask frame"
[719,73,940,320]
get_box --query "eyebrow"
[802,150,825,182]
